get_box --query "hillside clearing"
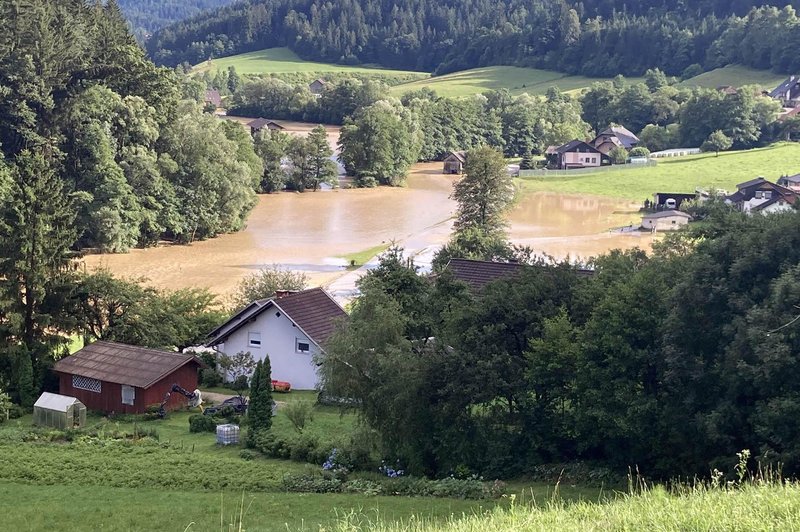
[679,65,786,90]
[518,143,800,201]
[390,66,643,98]
[191,47,426,78]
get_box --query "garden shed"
[33,392,86,429]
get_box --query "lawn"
[518,143,800,201]
[0,392,604,531]
[191,47,427,78]
[328,481,800,531]
[680,64,786,90]
[389,66,643,98]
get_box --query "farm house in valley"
[53,341,202,415]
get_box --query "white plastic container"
[216,423,240,445]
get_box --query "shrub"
[284,401,314,433]
[281,473,342,493]
[239,449,256,461]
[342,478,383,496]
[199,368,222,388]
[189,414,217,433]
[629,147,650,158]
[231,375,249,391]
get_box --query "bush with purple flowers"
[322,448,350,480]
[379,460,405,478]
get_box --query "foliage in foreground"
[320,208,800,480]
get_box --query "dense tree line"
[0,1,259,406]
[117,0,235,41]
[147,0,800,77]
[320,205,800,479]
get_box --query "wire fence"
[518,161,658,177]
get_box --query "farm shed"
[53,341,202,415]
[33,392,86,429]
[443,151,466,174]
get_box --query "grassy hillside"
[330,481,800,531]
[518,143,800,201]
[680,65,787,90]
[389,66,644,98]
[192,47,426,78]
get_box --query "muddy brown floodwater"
[83,120,654,297]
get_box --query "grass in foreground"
[679,64,786,90]
[329,480,800,531]
[192,47,427,78]
[390,66,643,98]
[518,143,800,201]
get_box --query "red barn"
[53,341,202,415]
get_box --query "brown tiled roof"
[446,258,525,291]
[53,341,201,389]
[446,258,594,292]
[207,288,347,349]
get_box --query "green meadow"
[679,64,787,90]
[518,143,800,201]
[389,66,643,98]
[192,47,426,78]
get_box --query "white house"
[206,288,347,390]
[641,210,692,231]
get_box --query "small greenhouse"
[33,392,86,429]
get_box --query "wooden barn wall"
[56,363,200,415]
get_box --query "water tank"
[216,424,240,445]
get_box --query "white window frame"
[248,332,262,348]
[295,339,311,354]
[72,375,101,393]
[121,385,135,406]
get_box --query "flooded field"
[83,120,653,297]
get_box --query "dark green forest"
[147,0,800,76]
[117,0,236,40]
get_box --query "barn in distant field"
[53,341,202,415]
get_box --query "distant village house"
[770,76,800,108]
[443,151,467,174]
[204,89,222,109]
[247,118,286,136]
[547,140,605,170]
[309,79,327,96]
[641,210,692,231]
[726,177,799,214]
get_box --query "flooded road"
[83,120,654,297]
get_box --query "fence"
[518,160,657,178]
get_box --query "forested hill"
[147,0,800,76]
[117,0,236,40]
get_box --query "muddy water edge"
[82,121,654,297]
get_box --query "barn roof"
[642,210,693,220]
[769,76,799,98]
[204,90,222,107]
[555,139,601,154]
[34,392,82,412]
[444,151,467,163]
[53,341,201,389]
[597,126,639,148]
[207,288,347,349]
[445,258,594,292]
